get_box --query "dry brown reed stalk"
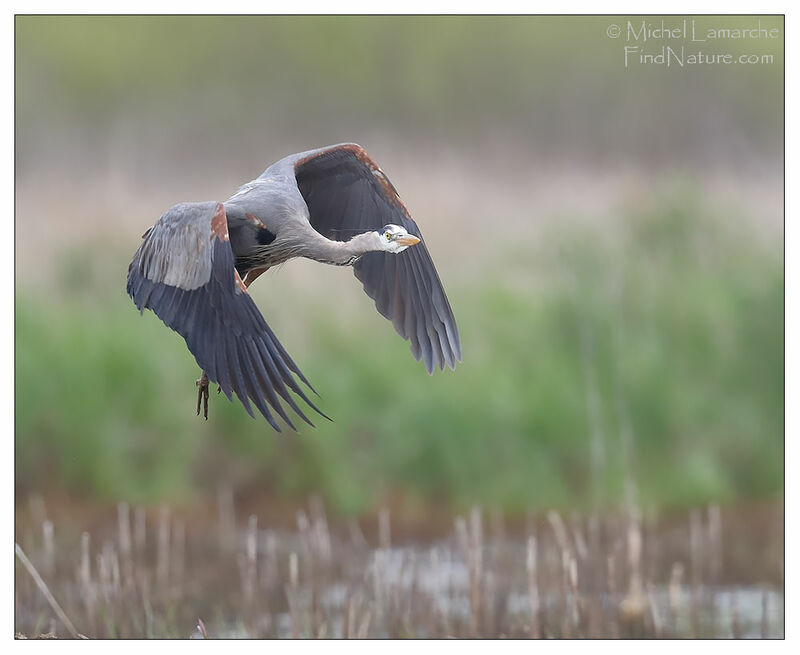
[15,543,85,639]
[309,496,332,565]
[606,554,619,639]
[568,517,591,635]
[156,506,170,590]
[42,520,55,579]
[117,503,132,559]
[406,549,420,630]
[287,550,300,638]
[242,515,258,604]
[96,544,110,605]
[559,551,574,638]
[489,511,512,617]
[261,529,279,590]
[236,514,263,634]
[646,583,662,638]
[453,512,479,636]
[196,618,208,638]
[134,507,146,557]
[77,532,97,634]
[567,553,581,636]
[547,510,572,635]
[297,509,312,561]
[308,530,323,634]
[621,506,645,623]
[705,504,722,631]
[468,506,484,637]
[173,519,185,594]
[98,540,121,607]
[585,514,603,638]
[526,536,540,639]
[79,532,91,590]
[547,510,571,556]
[668,562,684,635]
[707,505,722,585]
[371,507,392,625]
[490,522,514,636]
[689,509,702,637]
[13,497,783,638]
[570,514,589,564]
[117,503,136,594]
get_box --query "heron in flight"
[127,143,461,431]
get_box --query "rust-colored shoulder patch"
[210,203,229,242]
[295,144,407,210]
[340,145,404,204]
[245,212,266,229]
[234,269,248,294]
[338,143,382,171]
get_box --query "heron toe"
[196,371,210,420]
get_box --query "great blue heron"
[127,143,461,431]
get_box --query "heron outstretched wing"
[126,201,324,431]
[291,144,462,373]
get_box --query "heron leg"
[195,267,267,419]
[196,371,210,420]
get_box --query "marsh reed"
[15,496,783,639]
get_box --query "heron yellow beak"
[396,235,421,246]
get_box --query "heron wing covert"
[126,201,324,431]
[293,144,462,373]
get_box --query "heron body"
[127,143,461,431]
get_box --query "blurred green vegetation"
[15,194,783,514]
[15,16,783,516]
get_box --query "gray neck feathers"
[303,231,382,266]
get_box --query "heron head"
[378,224,421,253]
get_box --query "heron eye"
[384,232,391,239]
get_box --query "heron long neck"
[306,231,382,266]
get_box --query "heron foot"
[196,372,209,420]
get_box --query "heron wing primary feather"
[126,201,325,431]
[293,143,462,373]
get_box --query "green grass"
[15,198,783,514]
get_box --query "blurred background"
[16,14,783,515]
[14,15,784,638]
